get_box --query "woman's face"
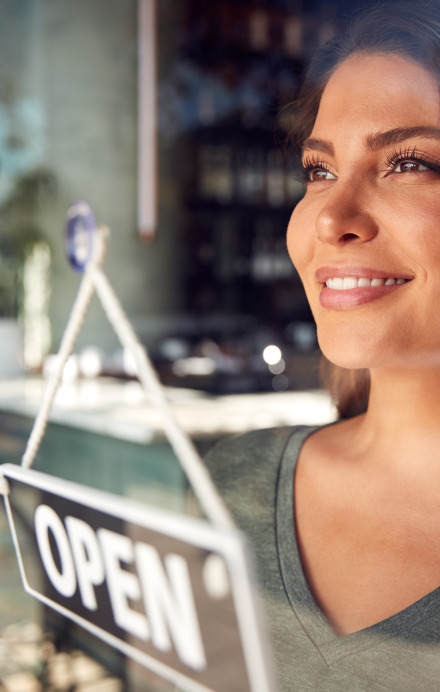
[287,53,440,370]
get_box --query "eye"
[393,160,429,174]
[384,147,440,177]
[301,157,337,183]
[307,168,337,182]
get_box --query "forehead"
[311,53,440,138]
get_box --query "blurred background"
[0,1,372,690]
[0,0,365,393]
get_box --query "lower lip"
[319,283,407,309]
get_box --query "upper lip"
[315,266,413,283]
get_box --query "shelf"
[180,42,304,70]
[184,197,300,216]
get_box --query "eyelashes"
[297,146,440,183]
[382,146,440,175]
[296,155,334,183]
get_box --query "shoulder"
[204,426,317,527]
[205,426,299,481]
[205,424,321,471]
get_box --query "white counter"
[0,376,336,445]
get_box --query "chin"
[315,314,401,370]
[317,333,377,371]
[320,351,370,370]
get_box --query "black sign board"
[1,464,274,692]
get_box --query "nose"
[316,183,378,246]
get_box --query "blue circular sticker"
[65,200,97,271]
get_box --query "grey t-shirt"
[205,425,440,691]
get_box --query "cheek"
[386,196,440,270]
[411,208,440,258]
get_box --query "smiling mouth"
[325,276,411,290]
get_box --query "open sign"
[1,464,273,692]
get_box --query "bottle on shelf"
[284,15,303,57]
[213,146,235,204]
[237,148,266,204]
[249,8,270,52]
[266,149,286,207]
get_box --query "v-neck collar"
[275,425,440,666]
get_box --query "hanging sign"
[1,464,273,692]
[2,202,275,691]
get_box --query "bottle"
[198,144,215,200]
[213,146,234,204]
[249,9,270,51]
[266,150,286,207]
[284,16,303,57]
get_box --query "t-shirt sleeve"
[204,427,295,534]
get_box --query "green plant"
[0,167,57,317]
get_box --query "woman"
[206,2,440,690]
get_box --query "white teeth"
[342,277,358,289]
[325,276,408,290]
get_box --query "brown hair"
[320,359,370,420]
[288,0,440,155]
[286,0,440,418]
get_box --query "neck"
[355,367,440,464]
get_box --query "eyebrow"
[302,126,440,156]
[365,126,440,149]
[302,137,334,156]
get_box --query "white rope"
[0,469,9,495]
[19,226,234,529]
[21,272,95,469]
[91,268,235,530]
[21,232,107,470]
